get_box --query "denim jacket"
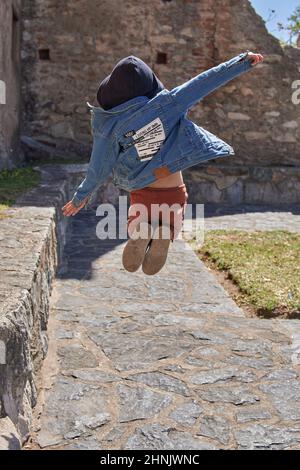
[71,51,253,207]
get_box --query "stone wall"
[0,163,122,447]
[21,0,300,202]
[0,164,102,447]
[0,0,24,169]
[184,164,300,205]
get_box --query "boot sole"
[122,222,152,272]
[142,225,171,276]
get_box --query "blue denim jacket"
[72,51,253,207]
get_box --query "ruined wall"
[21,0,300,202]
[0,0,23,170]
[21,0,155,160]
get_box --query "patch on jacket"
[124,130,136,138]
[133,117,165,161]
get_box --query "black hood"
[97,55,165,110]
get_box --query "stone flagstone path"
[204,204,300,233]
[27,208,300,450]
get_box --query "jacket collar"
[87,96,149,114]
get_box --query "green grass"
[190,229,300,318]
[0,203,11,220]
[0,167,41,217]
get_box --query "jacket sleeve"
[71,133,118,208]
[169,51,253,114]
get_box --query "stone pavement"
[203,204,300,232]
[27,208,300,450]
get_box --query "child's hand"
[247,52,264,66]
[62,197,89,216]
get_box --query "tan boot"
[122,222,153,272]
[142,224,171,276]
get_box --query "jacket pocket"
[193,121,222,151]
[117,147,144,180]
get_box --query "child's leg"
[122,189,153,273]
[170,201,188,240]
[127,212,149,239]
[122,220,152,272]
[142,185,188,275]
[123,185,188,274]
[156,186,188,241]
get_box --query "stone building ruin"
[1,0,300,203]
[0,0,23,169]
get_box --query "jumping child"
[62,51,264,274]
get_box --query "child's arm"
[62,135,118,216]
[169,51,264,114]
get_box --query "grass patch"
[0,167,41,217]
[31,157,89,165]
[190,229,300,318]
[0,203,11,220]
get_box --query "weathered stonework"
[0,160,119,448]
[184,164,300,204]
[0,0,24,169]
[20,191,300,451]
[0,167,65,444]
[0,165,115,446]
[0,416,21,450]
[1,164,300,449]
[20,0,300,203]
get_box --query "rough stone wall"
[0,167,124,447]
[204,0,300,167]
[21,0,300,200]
[21,0,154,158]
[0,0,24,169]
[0,165,86,445]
